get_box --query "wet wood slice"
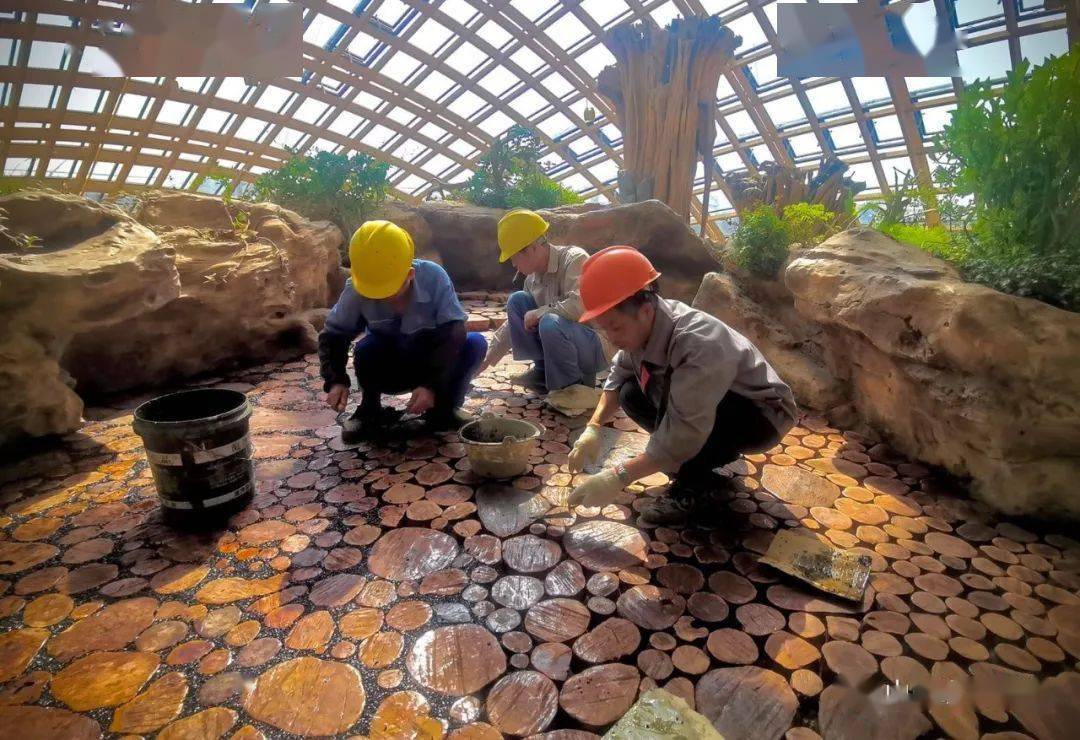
[545,560,586,597]
[47,596,158,662]
[476,484,551,537]
[51,651,160,711]
[531,642,573,681]
[492,575,545,610]
[709,571,757,604]
[616,585,686,631]
[736,603,786,636]
[572,617,640,663]
[765,631,821,669]
[559,663,639,727]
[503,535,562,573]
[525,599,591,643]
[244,656,365,736]
[486,670,559,736]
[406,624,507,695]
[697,666,798,740]
[822,641,879,685]
[368,527,459,581]
[687,592,730,623]
[564,521,648,573]
[761,465,840,508]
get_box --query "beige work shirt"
[603,297,798,473]
[486,243,590,365]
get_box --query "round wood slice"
[524,599,591,643]
[650,632,678,651]
[485,670,558,736]
[904,633,949,662]
[501,631,533,654]
[656,564,705,595]
[861,630,903,657]
[637,648,674,680]
[586,572,620,597]
[244,656,364,736]
[706,629,759,665]
[616,586,686,631]
[822,641,878,685]
[688,592,730,623]
[672,645,710,675]
[564,521,648,572]
[709,571,757,604]
[531,642,572,681]
[697,666,798,740]
[559,663,639,727]
[572,617,640,663]
[368,528,459,582]
[545,560,585,597]
[385,601,432,633]
[736,603,786,636]
[406,625,507,695]
[492,576,544,610]
[464,535,502,565]
[788,612,825,639]
[765,631,821,669]
[502,535,561,573]
[416,462,454,487]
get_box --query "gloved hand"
[567,469,623,508]
[568,423,603,473]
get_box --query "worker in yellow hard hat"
[477,209,605,393]
[318,220,486,442]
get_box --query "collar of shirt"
[359,261,437,334]
[545,244,561,274]
[639,297,676,370]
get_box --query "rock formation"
[694,228,1080,519]
[381,199,720,302]
[0,191,343,446]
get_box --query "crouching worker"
[566,246,797,526]
[477,209,606,393]
[319,220,486,442]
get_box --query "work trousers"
[619,381,781,483]
[353,330,487,415]
[506,290,605,391]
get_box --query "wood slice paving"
[0,328,1077,738]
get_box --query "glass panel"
[381,51,421,82]
[162,169,191,188]
[510,45,544,73]
[477,110,514,136]
[235,117,270,141]
[575,44,616,76]
[953,0,1003,25]
[788,132,821,157]
[511,0,556,22]
[541,71,574,98]
[446,42,483,74]
[651,2,683,28]
[328,111,363,137]
[805,81,849,117]
[217,77,251,102]
[3,157,32,176]
[959,39,1011,83]
[1019,30,1068,66]
[90,161,117,180]
[256,86,293,112]
[46,159,76,178]
[724,110,758,138]
[415,70,455,100]
[126,165,156,184]
[763,94,805,126]
[511,88,549,118]
[727,14,767,51]
[828,122,863,148]
[196,108,231,133]
[548,13,591,48]
[294,98,329,124]
[919,104,954,134]
[78,46,123,75]
[872,114,903,142]
[580,0,630,26]
[28,41,66,69]
[478,65,519,95]
[68,87,104,113]
[851,78,891,107]
[478,21,513,49]
[305,15,341,47]
[411,19,454,55]
[447,90,485,117]
[19,84,55,108]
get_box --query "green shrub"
[935,45,1080,310]
[731,205,791,278]
[877,222,965,262]
[781,202,835,246]
[250,151,390,241]
[462,125,583,209]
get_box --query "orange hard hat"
[578,246,661,323]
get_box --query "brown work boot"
[638,476,730,527]
[510,365,547,392]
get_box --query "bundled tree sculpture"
[597,16,740,220]
[722,158,866,216]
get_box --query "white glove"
[568,423,603,473]
[567,469,623,508]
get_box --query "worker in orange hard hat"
[318,221,487,443]
[565,246,797,526]
[477,209,605,393]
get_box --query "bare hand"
[326,384,349,412]
[524,309,543,332]
[406,386,435,416]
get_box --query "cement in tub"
[459,413,544,478]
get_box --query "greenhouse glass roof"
[0,0,1070,226]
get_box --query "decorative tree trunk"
[597,16,740,220]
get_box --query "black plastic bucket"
[133,388,254,524]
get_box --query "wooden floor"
[0,296,1078,739]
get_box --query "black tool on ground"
[132,388,254,526]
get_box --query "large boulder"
[0,190,343,446]
[381,199,720,303]
[695,228,1080,519]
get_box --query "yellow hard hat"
[349,220,415,299]
[497,209,549,263]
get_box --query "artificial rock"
[0,191,342,446]
[694,228,1080,519]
